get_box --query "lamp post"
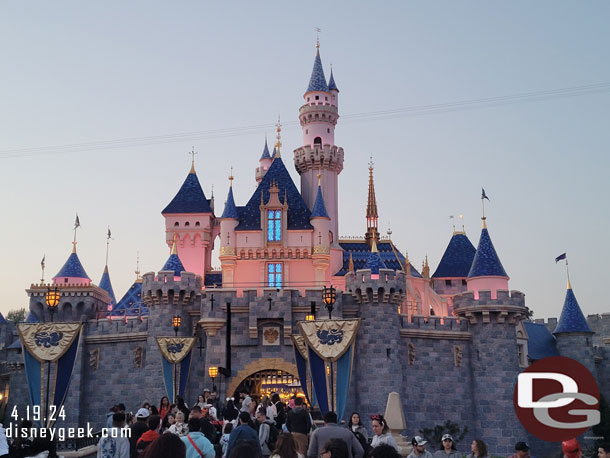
[208,366,218,392]
[172,315,182,337]
[44,286,60,427]
[171,315,182,402]
[322,285,336,319]
[45,287,60,322]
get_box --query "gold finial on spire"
[171,233,178,255]
[371,238,379,253]
[315,27,321,52]
[365,155,380,247]
[317,172,322,186]
[274,116,282,157]
[229,166,234,186]
[189,147,198,174]
[348,252,354,273]
[422,255,430,279]
[135,251,141,280]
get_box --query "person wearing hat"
[432,434,461,458]
[507,441,530,458]
[129,408,150,458]
[562,439,582,458]
[408,436,433,458]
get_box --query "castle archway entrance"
[226,358,303,404]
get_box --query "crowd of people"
[93,391,610,458]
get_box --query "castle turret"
[328,66,339,107]
[219,175,240,287]
[349,265,405,418]
[553,279,595,375]
[310,176,331,284]
[466,218,509,299]
[162,160,215,280]
[162,237,186,280]
[53,245,91,286]
[294,42,344,274]
[432,230,476,313]
[255,138,273,184]
[98,265,116,306]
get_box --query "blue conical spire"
[162,168,213,214]
[0,313,6,324]
[54,248,91,280]
[306,49,329,94]
[221,183,239,219]
[162,237,186,277]
[310,184,329,219]
[467,225,508,278]
[432,232,476,278]
[553,282,593,334]
[260,138,271,160]
[364,239,387,274]
[99,265,117,305]
[328,67,339,92]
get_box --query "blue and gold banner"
[17,323,82,428]
[292,335,312,405]
[156,337,196,402]
[297,319,360,422]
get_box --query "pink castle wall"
[467,276,509,299]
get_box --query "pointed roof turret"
[162,237,186,277]
[260,137,272,160]
[365,157,380,247]
[0,313,6,324]
[221,176,239,219]
[553,283,593,334]
[328,67,339,92]
[99,265,117,305]
[432,232,477,278]
[54,249,91,280]
[467,224,508,279]
[162,167,213,214]
[306,48,329,94]
[364,239,387,274]
[310,177,330,219]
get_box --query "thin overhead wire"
[1,82,608,159]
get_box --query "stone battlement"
[346,268,406,304]
[453,289,525,309]
[141,271,202,306]
[403,315,470,333]
[293,144,344,173]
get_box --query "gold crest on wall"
[262,326,280,346]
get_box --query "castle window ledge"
[400,329,472,340]
[198,318,226,337]
[85,332,148,344]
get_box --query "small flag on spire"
[41,255,45,269]
[481,188,489,201]
[555,253,567,263]
[74,214,81,229]
[107,227,112,239]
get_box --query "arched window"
[314,137,322,146]
[174,222,179,227]
[195,221,200,227]
[185,222,190,227]
[267,210,281,242]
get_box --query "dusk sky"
[1,1,609,320]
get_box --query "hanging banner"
[156,337,196,401]
[17,323,82,428]
[291,335,311,405]
[297,319,360,422]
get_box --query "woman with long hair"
[142,432,186,458]
[347,412,368,441]
[469,440,489,458]
[223,397,240,422]
[160,412,175,433]
[370,414,398,451]
[270,432,302,458]
[159,396,170,420]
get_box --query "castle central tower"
[294,42,344,274]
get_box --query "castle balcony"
[453,289,526,324]
[293,144,344,174]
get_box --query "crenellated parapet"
[141,271,202,306]
[26,282,111,321]
[454,289,526,324]
[346,268,406,305]
[293,144,344,174]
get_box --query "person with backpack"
[271,394,286,430]
[136,415,161,456]
[286,397,311,456]
[256,407,279,458]
[181,418,215,458]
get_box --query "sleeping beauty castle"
[0,42,609,456]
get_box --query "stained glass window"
[267,263,282,288]
[267,210,281,241]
